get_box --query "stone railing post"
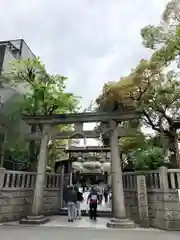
[59,166,64,208]
[136,174,149,227]
[159,166,169,191]
[158,166,169,229]
[0,168,5,188]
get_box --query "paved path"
[43,216,109,229]
[0,225,179,240]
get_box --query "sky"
[0,0,169,146]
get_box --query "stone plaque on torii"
[21,110,140,228]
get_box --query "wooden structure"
[55,146,111,184]
[65,146,111,185]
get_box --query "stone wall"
[147,189,180,230]
[1,167,180,230]
[123,167,180,230]
[146,167,180,230]
[0,170,63,222]
[123,173,140,225]
[124,189,139,223]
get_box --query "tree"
[97,58,180,167]
[3,139,29,170]
[4,58,80,170]
[141,0,180,68]
[96,0,180,168]
[140,0,180,167]
[131,145,164,171]
[8,58,80,116]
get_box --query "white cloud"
[0,0,169,144]
[0,0,168,107]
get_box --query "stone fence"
[122,167,180,230]
[0,167,180,230]
[0,169,64,222]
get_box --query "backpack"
[77,192,84,202]
[90,194,98,204]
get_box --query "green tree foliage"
[141,0,180,67]
[8,58,80,116]
[3,58,81,171]
[132,146,164,171]
[97,0,180,168]
[97,61,180,167]
[119,119,145,154]
[122,136,166,171]
[4,139,29,170]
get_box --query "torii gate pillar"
[20,124,50,224]
[107,120,135,228]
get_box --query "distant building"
[0,39,35,75]
[0,39,35,160]
[0,39,35,105]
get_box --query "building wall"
[2,39,35,61]
[20,40,35,59]
[0,45,6,74]
[0,39,35,153]
[2,47,16,73]
[1,39,35,94]
[8,39,21,53]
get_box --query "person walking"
[63,185,77,222]
[75,186,84,219]
[97,188,103,204]
[82,183,85,193]
[87,187,99,221]
[103,185,109,203]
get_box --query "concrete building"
[0,39,35,74]
[0,39,35,104]
[0,39,35,168]
[0,39,35,100]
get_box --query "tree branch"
[143,110,161,132]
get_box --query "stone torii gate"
[25,119,137,186]
[21,110,140,228]
[25,123,136,140]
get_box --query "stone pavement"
[0,225,179,240]
[60,190,111,215]
[1,216,111,229]
[43,216,109,229]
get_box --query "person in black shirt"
[103,185,109,203]
[87,187,99,221]
[75,186,83,219]
[63,185,77,222]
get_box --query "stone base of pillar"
[20,215,50,225]
[106,218,136,229]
